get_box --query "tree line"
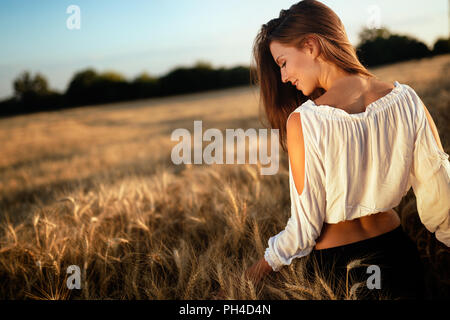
[356,27,449,67]
[0,61,251,117]
[0,27,448,117]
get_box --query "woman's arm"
[244,113,307,282]
[409,97,450,246]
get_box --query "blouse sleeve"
[264,111,326,271]
[409,100,450,247]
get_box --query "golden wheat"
[0,55,449,299]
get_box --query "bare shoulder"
[286,112,306,196]
[421,100,445,152]
[287,112,302,141]
[369,78,396,95]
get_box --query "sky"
[0,0,448,99]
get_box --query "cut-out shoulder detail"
[286,112,305,196]
[421,102,444,152]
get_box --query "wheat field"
[0,54,449,300]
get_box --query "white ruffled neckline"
[301,81,402,119]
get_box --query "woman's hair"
[251,0,375,152]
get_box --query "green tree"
[432,38,450,55]
[13,71,50,101]
[132,72,160,98]
[98,71,126,82]
[356,27,431,67]
[66,69,98,92]
[193,60,213,69]
[358,27,391,43]
[133,72,157,83]
[65,69,99,105]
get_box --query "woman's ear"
[303,36,320,59]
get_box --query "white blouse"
[264,81,450,272]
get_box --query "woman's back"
[271,79,450,265]
[313,76,443,154]
[311,77,418,250]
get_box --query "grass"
[0,54,449,299]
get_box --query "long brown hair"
[251,0,375,152]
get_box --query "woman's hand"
[211,288,227,300]
[211,258,272,299]
[244,257,273,287]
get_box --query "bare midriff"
[313,209,401,250]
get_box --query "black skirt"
[304,225,425,300]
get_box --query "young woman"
[244,0,450,299]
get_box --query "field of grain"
[0,54,449,299]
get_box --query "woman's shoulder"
[368,78,397,98]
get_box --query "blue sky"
[0,0,448,99]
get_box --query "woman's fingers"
[212,288,227,300]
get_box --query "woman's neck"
[317,62,358,92]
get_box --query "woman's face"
[269,40,321,96]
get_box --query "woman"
[242,0,450,299]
